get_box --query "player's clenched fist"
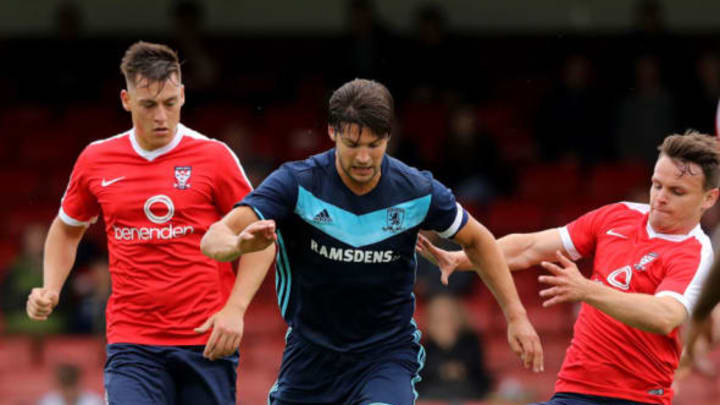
[27,288,59,321]
[236,219,277,254]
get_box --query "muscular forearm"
[693,261,720,321]
[451,231,558,272]
[223,244,276,312]
[43,218,84,293]
[464,228,527,321]
[583,282,685,335]
[201,222,242,262]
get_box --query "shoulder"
[280,149,335,184]
[78,129,132,163]
[672,227,713,261]
[384,155,435,194]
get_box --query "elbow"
[200,224,226,261]
[199,232,215,259]
[648,317,681,336]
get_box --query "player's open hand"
[507,315,544,373]
[415,234,458,286]
[538,250,591,307]
[195,304,245,361]
[26,288,59,321]
[237,220,277,254]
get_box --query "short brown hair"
[120,41,181,87]
[328,79,394,138]
[658,130,720,190]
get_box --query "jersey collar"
[129,123,186,161]
[645,219,700,242]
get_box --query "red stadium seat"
[588,161,650,204]
[485,199,545,237]
[516,162,581,204]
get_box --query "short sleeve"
[238,165,298,221]
[561,203,618,260]
[59,148,100,227]
[212,142,253,214]
[655,241,714,314]
[422,177,468,239]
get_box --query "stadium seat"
[485,199,545,237]
[588,161,650,204]
[516,162,581,204]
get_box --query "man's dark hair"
[328,78,394,139]
[658,130,720,190]
[120,41,181,88]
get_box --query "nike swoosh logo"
[101,176,125,187]
[606,229,628,239]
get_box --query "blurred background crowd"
[2,0,720,404]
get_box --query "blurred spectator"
[403,3,457,102]
[37,363,103,405]
[536,54,610,163]
[337,0,397,83]
[170,0,220,97]
[1,224,65,336]
[680,51,720,135]
[615,54,676,165]
[631,0,667,38]
[416,293,493,400]
[438,105,508,203]
[69,258,110,336]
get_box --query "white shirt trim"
[559,226,582,260]
[656,229,713,314]
[438,203,465,238]
[620,201,650,214]
[646,221,699,242]
[655,291,691,315]
[58,207,91,227]
[129,124,186,161]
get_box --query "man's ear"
[120,89,132,112]
[328,125,336,142]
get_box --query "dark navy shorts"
[104,343,239,405]
[268,330,425,405]
[532,392,656,405]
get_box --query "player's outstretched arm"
[452,216,544,373]
[27,217,87,321]
[416,228,567,279]
[539,250,687,335]
[196,240,276,360]
[201,206,276,262]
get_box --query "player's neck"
[133,126,178,152]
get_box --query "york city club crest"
[174,166,192,190]
[383,207,405,232]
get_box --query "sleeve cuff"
[655,291,691,316]
[559,226,582,260]
[438,203,466,238]
[58,207,93,227]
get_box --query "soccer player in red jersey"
[25,41,275,404]
[417,132,720,404]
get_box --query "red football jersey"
[59,124,253,345]
[556,202,713,405]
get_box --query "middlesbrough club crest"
[174,166,192,190]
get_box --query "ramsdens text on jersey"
[310,239,397,263]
